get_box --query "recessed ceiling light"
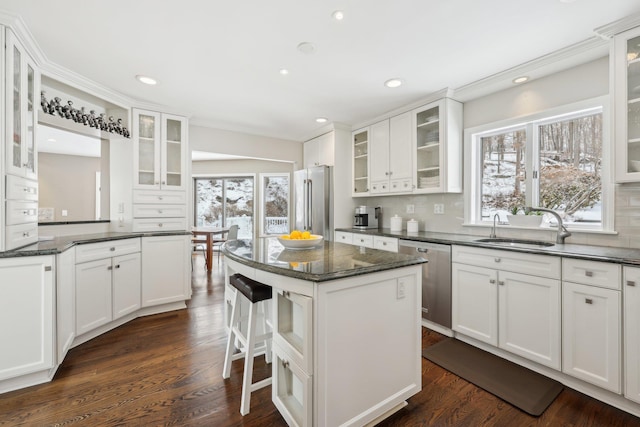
[297,42,316,55]
[384,78,403,88]
[559,0,578,3]
[332,10,344,21]
[279,68,289,75]
[135,75,158,85]
[316,117,328,123]
[512,76,529,84]
[47,138,56,142]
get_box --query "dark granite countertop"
[0,231,190,258]
[336,228,640,266]
[222,237,427,282]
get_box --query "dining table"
[191,226,230,271]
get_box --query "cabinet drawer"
[272,342,312,427]
[562,258,621,290]
[373,236,398,252]
[452,245,560,279]
[335,231,353,244]
[132,217,187,232]
[274,289,313,373]
[390,179,412,193]
[133,189,186,204]
[370,180,389,194]
[5,223,38,250]
[352,234,374,248]
[6,200,38,225]
[75,238,141,264]
[6,175,38,201]
[133,204,186,218]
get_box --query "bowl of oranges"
[277,230,324,249]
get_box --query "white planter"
[507,214,543,227]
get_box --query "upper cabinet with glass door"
[352,127,370,197]
[5,29,38,180]
[412,98,463,194]
[133,109,187,191]
[615,26,640,182]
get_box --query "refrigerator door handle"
[307,179,313,230]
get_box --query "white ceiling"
[2,1,640,142]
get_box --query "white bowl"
[277,234,324,249]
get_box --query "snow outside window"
[468,98,610,232]
[260,173,290,236]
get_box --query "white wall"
[358,56,640,248]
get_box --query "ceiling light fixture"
[332,10,344,21]
[297,42,316,55]
[512,76,529,84]
[279,68,289,75]
[315,117,328,124]
[135,75,158,85]
[384,78,403,88]
[47,138,56,142]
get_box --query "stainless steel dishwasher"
[399,240,451,329]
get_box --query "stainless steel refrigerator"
[293,165,333,240]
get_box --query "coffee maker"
[353,206,381,229]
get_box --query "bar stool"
[222,273,273,415]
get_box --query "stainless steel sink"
[474,238,555,248]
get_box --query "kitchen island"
[223,238,426,427]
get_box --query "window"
[260,173,290,236]
[194,176,254,239]
[468,97,610,231]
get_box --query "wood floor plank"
[1,255,640,426]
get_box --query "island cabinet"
[0,255,54,389]
[451,245,561,369]
[624,265,640,403]
[141,235,190,307]
[75,238,141,336]
[562,258,621,393]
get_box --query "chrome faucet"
[525,206,572,244]
[489,213,499,239]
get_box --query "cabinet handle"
[110,247,116,251]
[158,196,164,200]
[585,298,593,304]
[22,232,29,237]
[158,223,163,227]
[585,271,593,277]
[158,210,163,214]
[389,171,393,175]
[498,281,505,286]
[107,266,113,270]
[281,360,290,369]
[23,210,29,215]
[382,242,387,246]
[162,181,166,185]
[115,264,121,269]
[494,258,501,263]
[155,181,160,185]
[489,279,496,284]
[628,281,636,287]
[282,290,290,298]
[385,172,389,176]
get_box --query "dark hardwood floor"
[1,254,640,426]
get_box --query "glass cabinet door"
[414,103,442,192]
[625,34,640,174]
[352,128,369,196]
[161,114,186,190]
[25,62,37,179]
[134,110,161,188]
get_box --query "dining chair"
[212,224,238,264]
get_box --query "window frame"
[258,172,291,237]
[464,95,614,233]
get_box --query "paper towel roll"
[390,215,403,232]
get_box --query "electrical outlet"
[434,204,444,214]
[397,281,406,299]
[61,209,68,217]
[406,204,415,214]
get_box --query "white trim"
[464,95,612,233]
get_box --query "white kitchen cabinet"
[624,265,640,403]
[334,231,353,244]
[614,25,640,182]
[272,342,313,427]
[75,238,141,335]
[351,233,374,248]
[0,256,54,382]
[369,113,413,195]
[451,245,561,369]
[562,281,621,393]
[304,132,334,168]
[373,235,398,252]
[133,109,187,191]
[412,98,462,193]
[352,127,370,196]
[141,235,190,307]
[56,248,75,363]
[5,28,38,180]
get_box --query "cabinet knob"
[585,271,593,277]
[385,172,389,176]
[158,223,163,227]
[489,279,496,284]
[585,298,593,304]
[115,264,121,269]
[494,258,501,263]
[158,210,163,214]
[110,247,116,251]
[107,266,113,270]
[158,196,164,200]
[628,281,636,287]
[498,281,505,286]
[282,290,290,298]
[281,359,290,369]
[22,232,29,237]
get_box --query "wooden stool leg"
[240,302,258,416]
[222,291,240,379]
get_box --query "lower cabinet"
[141,235,190,307]
[76,249,141,336]
[624,266,640,403]
[0,256,54,382]
[451,246,561,369]
[56,248,75,363]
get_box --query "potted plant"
[507,206,543,227]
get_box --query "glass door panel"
[627,35,640,173]
[12,45,22,170]
[164,118,182,187]
[137,114,157,186]
[353,129,368,194]
[26,64,36,176]
[415,106,441,189]
[195,177,254,238]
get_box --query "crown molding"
[594,12,640,38]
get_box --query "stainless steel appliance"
[353,206,380,229]
[293,165,332,240]
[399,240,451,329]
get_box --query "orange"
[301,231,311,240]
[290,230,302,240]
